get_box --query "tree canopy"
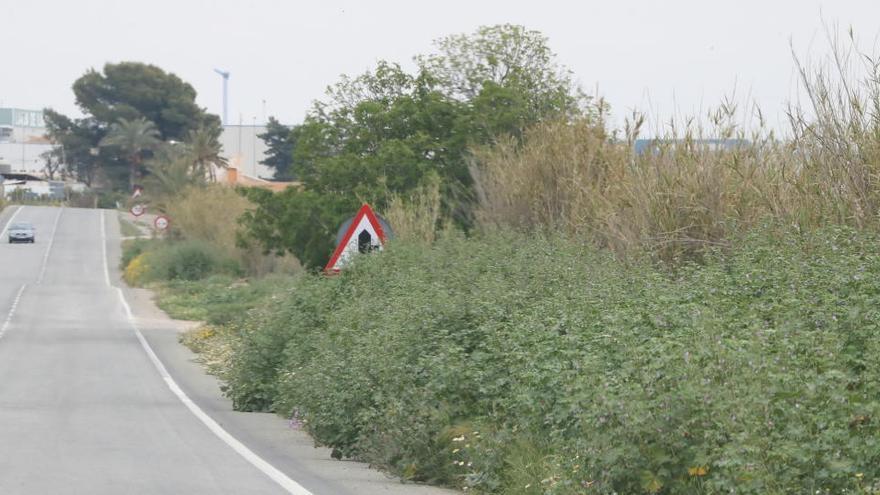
[246,24,591,268]
[417,24,586,120]
[45,62,221,191]
[258,117,299,180]
[73,62,219,140]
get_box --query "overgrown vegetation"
[240,24,592,268]
[120,186,300,286]
[118,217,142,237]
[107,23,880,495]
[166,185,299,276]
[157,274,292,326]
[470,30,880,263]
[184,228,880,494]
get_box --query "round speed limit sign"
[154,215,170,231]
[130,204,145,217]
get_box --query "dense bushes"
[156,26,880,494]
[200,228,880,494]
[122,238,239,285]
[157,274,293,326]
[166,185,300,276]
[120,184,301,285]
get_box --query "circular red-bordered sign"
[130,204,145,217]
[154,215,170,231]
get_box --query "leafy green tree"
[143,144,208,205]
[238,187,357,269]
[417,24,587,123]
[133,126,227,204]
[45,62,220,191]
[99,117,161,189]
[73,62,220,140]
[243,25,589,268]
[43,109,102,186]
[258,117,299,180]
[40,148,63,180]
[185,126,228,182]
[295,63,469,198]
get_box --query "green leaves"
[237,187,357,269]
[73,62,216,141]
[46,62,220,191]
[246,25,593,267]
[257,117,298,180]
[206,226,880,493]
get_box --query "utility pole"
[213,69,230,125]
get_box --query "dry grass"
[470,31,880,261]
[166,185,301,275]
[383,173,443,244]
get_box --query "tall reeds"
[470,30,880,261]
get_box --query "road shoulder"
[107,211,457,495]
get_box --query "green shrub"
[157,274,291,326]
[166,185,301,276]
[225,273,341,412]
[217,227,880,493]
[120,238,159,270]
[96,190,126,209]
[149,241,231,281]
[122,240,240,284]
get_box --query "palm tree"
[99,117,161,190]
[186,126,228,182]
[144,145,205,202]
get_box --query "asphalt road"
[0,205,455,495]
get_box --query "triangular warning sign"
[324,204,388,272]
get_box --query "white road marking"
[100,210,111,286]
[104,212,313,495]
[0,285,27,341]
[37,207,64,285]
[1,206,28,342]
[0,205,25,239]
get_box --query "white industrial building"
[0,108,53,174]
[219,124,273,179]
[1,108,277,180]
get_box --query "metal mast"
[213,69,230,125]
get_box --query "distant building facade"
[220,124,274,179]
[0,108,53,174]
[1,108,278,179]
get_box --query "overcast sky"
[2,0,879,132]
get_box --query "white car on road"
[8,222,35,243]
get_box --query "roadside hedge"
[122,239,240,285]
[218,227,880,494]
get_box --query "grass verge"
[118,216,142,237]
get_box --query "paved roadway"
[0,206,455,495]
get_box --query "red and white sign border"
[324,204,387,273]
[154,215,171,231]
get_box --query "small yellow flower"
[688,465,709,477]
